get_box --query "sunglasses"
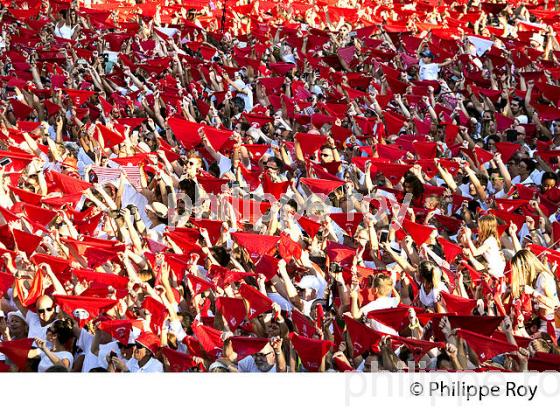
[134,343,146,350]
[266,166,279,171]
[38,306,54,314]
[253,351,274,358]
[320,153,330,158]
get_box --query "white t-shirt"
[237,355,276,373]
[38,350,74,372]
[77,329,121,372]
[481,236,505,278]
[26,311,50,343]
[127,356,164,373]
[419,283,448,309]
[419,61,440,81]
[360,297,400,335]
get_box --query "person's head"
[183,154,203,178]
[7,311,28,339]
[372,274,393,298]
[420,50,434,63]
[517,158,535,180]
[145,202,168,225]
[488,168,505,192]
[510,97,524,115]
[403,174,424,199]
[35,295,56,326]
[117,341,135,360]
[45,364,69,372]
[133,334,159,363]
[510,249,551,299]
[265,156,283,175]
[49,318,75,349]
[252,342,276,372]
[552,120,560,138]
[418,260,442,292]
[514,126,527,144]
[319,145,335,164]
[477,214,499,244]
[541,171,557,192]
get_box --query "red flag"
[0,338,34,370]
[230,336,270,360]
[238,283,273,319]
[343,315,384,357]
[142,296,167,335]
[300,178,344,195]
[215,297,246,330]
[161,346,201,372]
[54,295,118,326]
[441,292,477,315]
[457,328,516,361]
[191,322,223,357]
[289,332,333,371]
[278,232,302,261]
[98,320,133,344]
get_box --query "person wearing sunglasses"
[108,332,163,373]
[16,295,58,343]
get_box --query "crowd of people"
[0,0,560,373]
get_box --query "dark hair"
[89,367,109,372]
[403,174,424,199]
[418,260,440,285]
[266,156,284,171]
[50,319,74,345]
[541,171,557,184]
[519,158,536,174]
[46,364,69,372]
[210,246,231,266]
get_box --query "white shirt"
[26,311,50,344]
[360,297,400,335]
[419,283,448,309]
[237,355,276,373]
[419,61,440,81]
[127,356,164,373]
[481,236,505,278]
[38,350,74,372]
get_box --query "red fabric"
[231,232,279,255]
[14,269,43,307]
[291,309,319,338]
[278,232,302,261]
[300,177,344,195]
[230,336,270,360]
[238,283,273,319]
[187,274,215,296]
[161,346,201,372]
[142,296,167,335]
[343,315,384,357]
[191,322,223,358]
[441,292,477,315]
[438,237,463,261]
[54,295,118,326]
[0,338,34,370]
[215,297,246,330]
[97,124,124,148]
[457,328,517,361]
[402,219,435,246]
[289,332,333,371]
[98,319,133,344]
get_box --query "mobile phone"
[0,158,11,167]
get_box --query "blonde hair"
[510,249,552,299]
[477,215,499,245]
